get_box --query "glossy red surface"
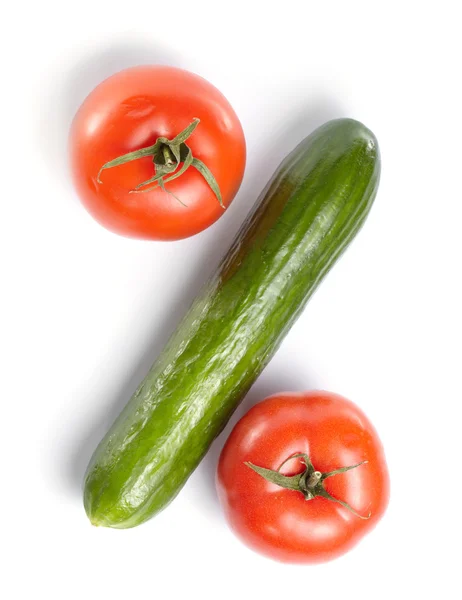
[217,391,389,564]
[69,65,246,240]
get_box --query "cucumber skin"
[84,118,381,528]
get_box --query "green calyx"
[245,453,371,519]
[96,118,223,207]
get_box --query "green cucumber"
[84,118,380,528]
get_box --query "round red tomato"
[217,391,389,564]
[69,66,246,240]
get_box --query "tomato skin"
[69,66,246,240]
[217,391,389,564]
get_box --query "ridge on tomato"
[69,65,246,240]
[217,391,389,564]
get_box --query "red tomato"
[69,66,246,240]
[217,391,389,564]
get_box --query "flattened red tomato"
[217,391,389,564]
[69,65,246,240]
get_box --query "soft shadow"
[65,75,343,495]
[38,39,180,190]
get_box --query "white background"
[2,1,461,598]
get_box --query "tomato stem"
[162,145,175,167]
[306,471,322,488]
[245,453,371,519]
[96,118,224,207]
